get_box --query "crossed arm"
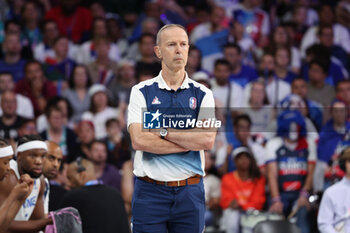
[129,123,216,154]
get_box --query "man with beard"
[0,135,52,232]
[42,141,66,212]
[0,138,34,233]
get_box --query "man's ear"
[154,46,162,59]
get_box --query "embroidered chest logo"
[189,97,197,109]
[152,96,161,105]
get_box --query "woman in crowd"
[62,65,92,124]
[220,146,266,233]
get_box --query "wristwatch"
[160,128,168,139]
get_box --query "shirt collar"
[157,71,190,91]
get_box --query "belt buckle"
[177,180,180,187]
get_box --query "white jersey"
[10,160,41,221]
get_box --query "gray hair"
[156,24,188,45]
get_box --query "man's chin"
[29,171,42,179]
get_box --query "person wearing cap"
[318,147,350,233]
[82,84,121,139]
[0,135,52,231]
[220,146,266,233]
[128,24,217,233]
[0,137,36,233]
[266,110,316,233]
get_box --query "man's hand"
[13,174,34,202]
[269,201,283,214]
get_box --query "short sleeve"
[198,88,216,120]
[127,85,147,130]
[265,138,282,163]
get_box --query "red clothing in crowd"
[15,79,57,117]
[45,6,92,44]
[220,171,266,210]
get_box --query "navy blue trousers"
[132,177,205,233]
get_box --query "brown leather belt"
[138,174,202,187]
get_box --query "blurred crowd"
[0,0,350,232]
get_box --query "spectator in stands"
[62,65,92,124]
[43,36,76,88]
[106,16,128,58]
[225,114,267,174]
[318,147,350,233]
[190,6,226,44]
[246,52,290,106]
[226,20,256,65]
[126,17,160,62]
[62,158,129,233]
[0,91,25,140]
[267,25,301,73]
[40,105,78,158]
[82,84,120,139]
[185,46,203,78]
[1,20,34,60]
[17,118,38,137]
[77,17,120,65]
[243,80,273,135]
[336,80,350,119]
[33,20,78,63]
[221,146,265,233]
[5,0,25,21]
[224,43,258,87]
[135,33,161,78]
[87,140,121,192]
[0,72,34,119]
[302,44,345,87]
[108,59,136,105]
[266,110,316,233]
[337,80,350,107]
[71,120,95,162]
[290,5,310,45]
[104,118,131,170]
[89,2,105,19]
[0,33,26,82]
[15,60,56,117]
[306,59,336,107]
[86,37,118,87]
[211,59,243,116]
[36,96,73,133]
[318,24,349,76]
[301,4,350,58]
[291,78,323,131]
[313,99,350,192]
[20,0,43,48]
[273,47,298,84]
[45,0,92,44]
[276,94,319,142]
